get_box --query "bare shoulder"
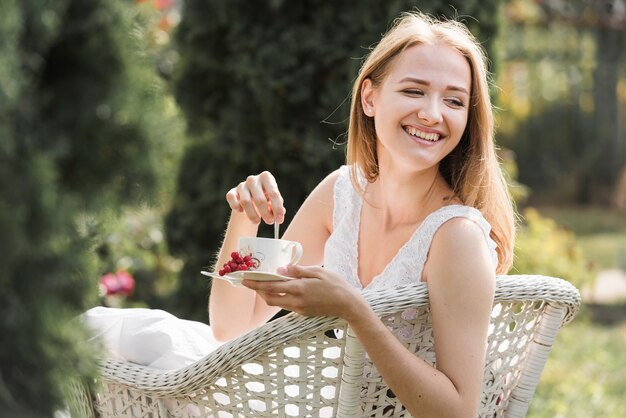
[424,216,495,284]
[310,168,341,199]
[433,216,489,253]
[301,169,340,215]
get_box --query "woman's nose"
[417,100,443,124]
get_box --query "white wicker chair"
[68,275,580,417]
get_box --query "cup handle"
[289,242,303,264]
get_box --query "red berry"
[246,260,254,268]
[231,251,239,259]
[229,262,238,270]
[243,255,251,262]
[237,265,248,271]
[218,269,225,276]
[224,265,231,273]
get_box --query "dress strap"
[331,165,362,229]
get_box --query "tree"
[501,0,626,204]
[166,0,504,321]
[0,0,180,414]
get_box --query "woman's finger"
[259,171,285,224]
[236,182,261,224]
[247,175,274,224]
[278,264,324,279]
[225,188,243,212]
[242,278,296,294]
[249,283,307,313]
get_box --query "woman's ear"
[361,78,375,117]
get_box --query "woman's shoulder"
[300,167,344,217]
[428,204,489,226]
[425,205,499,269]
[317,164,359,197]
[314,166,344,196]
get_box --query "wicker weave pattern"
[69,275,580,418]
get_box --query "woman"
[211,12,515,416]
[84,11,515,417]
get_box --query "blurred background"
[0,0,624,416]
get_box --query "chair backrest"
[69,275,580,418]
[339,275,581,417]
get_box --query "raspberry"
[218,269,225,276]
[222,250,259,273]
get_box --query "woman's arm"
[244,217,495,417]
[209,170,337,341]
[353,218,495,417]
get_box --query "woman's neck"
[365,165,452,231]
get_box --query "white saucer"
[201,270,293,287]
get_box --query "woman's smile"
[402,124,445,143]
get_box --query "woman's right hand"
[225,171,285,225]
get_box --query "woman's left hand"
[242,265,364,320]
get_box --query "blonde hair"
[346,12,515,274]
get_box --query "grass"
[577,234,626,271]
[527,314,626,418]
[535,206,626,236]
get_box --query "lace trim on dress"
[324,165,498,291]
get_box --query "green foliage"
[534,205,626,270]
[512,208,595,290]
[501,102,596,204]
[37,0,183,207]
[498,4,626,205]
[0,0,183,414]
[0,152,100,416]
[502,154,594,289]
[527,318,626,418]
[533,206,626,236]
[167,0,504,321]
[91,207,184,309]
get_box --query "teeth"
[406,126,440,142]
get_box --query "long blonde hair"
[346,12,515,274]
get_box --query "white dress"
[324,165,499,289]
[82,165,497,370]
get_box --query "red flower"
[153,0,174,10]
[99,271,135,297]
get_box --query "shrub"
[513,208,595,290]
[0,0,182,414]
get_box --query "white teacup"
[238,237,303,274]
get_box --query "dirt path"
[582,269,626,304]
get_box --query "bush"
[0,0,183,414]
[513,208,595,290]
[91,207,184,309]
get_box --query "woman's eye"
[403,89,424,96]
[446,98,465,107]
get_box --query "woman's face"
[361,43,471,175]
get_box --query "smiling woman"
[360,43,471,175]
[211,12,516,417]
[81,11,516,418]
